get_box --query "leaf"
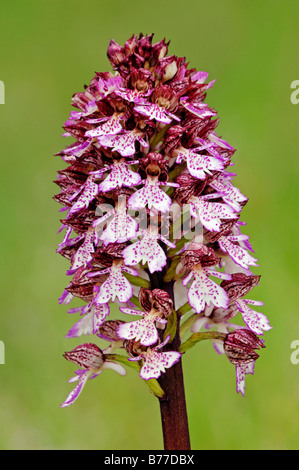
[167,235,189,257]
[122,271,151,288]
[177,301,193,317]
[168,161,187,182]
[179,313,198,339]
[105,354,165,398]
[163,257,180,282]
[144,379,165,398]
[163,310,177,342]
[104,353,141,373]
[129,295,142,309]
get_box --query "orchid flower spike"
[55,34,271,414]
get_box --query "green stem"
[149,123,172,149]
[179,331,226,354]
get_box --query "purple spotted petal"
[98,162,141,192]
[114,87,151,104]
[176,147,224,180]
[235,300,272,335]
[218,236,258,270]
[94,264,135,304]
[122,230,168,273]
[128,180,172,213]
[66,303,110,337]
[60,370,91,407]
[134,103,180,124]
[210,176,247,212]
[98,130,149,157]
[139,350,181,380]
[190,197,238,232]
[236,362,255,396]
[117,312,164,346]
[70,231,96,271]
[85,112,125,137]
[68,176,99,215]
[100,209,138,245]
[186,269,230,314]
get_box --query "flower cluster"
[54,34,271,406]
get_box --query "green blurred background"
[0,0,298,450]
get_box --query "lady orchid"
[54,33,271,450]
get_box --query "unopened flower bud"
[123,339,146,357]
[221,273,261,302]
[129,68,154,92]
[155,56,178,82]
[224,329,265,365]
[181,243,219,269]
[63,343,104,369]
[107,39,126,68]
[97,320,125,342]
[151,84,178,112]
[139,288,173,318]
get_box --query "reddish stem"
[150,273,191,450]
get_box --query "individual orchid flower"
[218,234,259,270]
[128,178,174,213]
[65,299,110,338]
[122,225,176,274]
[128,336,181,380]
[68,229,99,273]
[128,152,177,213]
[91,159,141,193]
[134,83,180,124]
[61,343,126,407]
[174,145,225,180]
[114,67,154,104]
[182,261,232,314]
[85,111,126,138]
[87,259,138,304]
[209,171,248,212]
[117,306,167,346]
[97,129,149,157]
[223,329,265,396]
[67,175,100,216]
[93,195,138,245]
[117,286,173,346]
[234,298,272,336]
[189,193,239,232]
